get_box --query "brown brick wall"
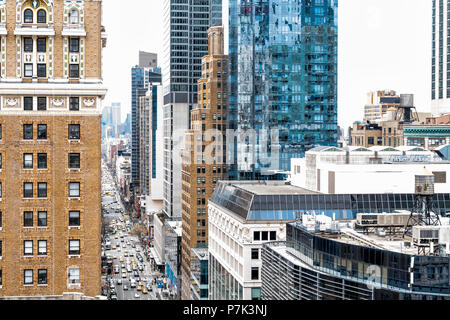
[0,114,102,297]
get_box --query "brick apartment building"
[180,26,229,300]
[0,0,107,297]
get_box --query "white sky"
[102,0,431,129]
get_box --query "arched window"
[69,9,79,24]
[24,9,33,23]
[37,9,47,24]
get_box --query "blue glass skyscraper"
[228,0,338,179]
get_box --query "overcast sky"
[102,0,431,129]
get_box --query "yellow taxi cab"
[124,250,128,254]
[111,246,116,250]
[142,288,148,294]
[119,257,124,262]
[114,235,118,239]
[137,285,142,291]
[138,281,144,287]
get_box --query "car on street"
[117,279,122,285]
[122,273,127,278]
[110,294,118,300]
[134,293,140,298]
[123,285,128,290]
[137,285,142,291]
[142,288,148,294]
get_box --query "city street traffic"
[101,161,169,300]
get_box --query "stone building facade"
[0,0,106,297]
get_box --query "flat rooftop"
[229,181,320,195]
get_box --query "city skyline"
[102,0,431,130]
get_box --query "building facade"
[162,0,222,219]
[403,124,450,150]
[431,0,450,115]
[363,90,400,122]
[0,0,107,297]
[228,0,338,179]
[262,219,450,300]
[208,180,450,300]
[291,146,450,195]
[180,25,228,300]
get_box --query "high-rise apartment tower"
[0,0,107,297]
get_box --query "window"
[69,240,80,255]
[69,182,80,197]
[69,9,79,24]
[37,124,47,140]
[69,211,80,226]
[37,182,47,198]
[0,125,2,140]
[0,211,2,229]
[69,64,79,78]
[69,124,80,140]
[37,97,46,110]
[24,270,33,285]
[37,153,47,169]
[251,248,259,260]
[0,241,2,257]
[0,269,2,287]
[37,64,46,78]
[261,231,268,241]
[270,231,276,241]
[24,38,33,52]
[24,9,33,23]
[69,97,80,111]
[37,38,46,53]
[23,154,33,169]
[251,267,259,280]
[23,124,33,140]
[253,231,260,241]
[37,211,47,227]
[24,97,33,110]
[69,153,80,169]
[24,240,33,256]
[37,9,46,24]
[69,38,80,53]
[68,268,80,284]
[38,240,47,256]
[38,269,47,285]
[0,154,2,169]
[23,182,33,198]
[24,64,33,77]
[24,211,33,227]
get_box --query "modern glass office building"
[162,0,222,218]
[228,0,338,179]
[261,222,450,300]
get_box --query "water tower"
[403,167,441,237]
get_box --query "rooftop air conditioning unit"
[356,214,379,226]
[412,226,440,245]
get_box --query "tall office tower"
[139,51,158,69]
[131,64,160,191]
[180,26,228,300]
[110,102,121,135]
[228,0,338,180]
[0,0,107,297]
[139,84,163,198]
[364,90,400,122]
[431,0,450,115]
[162,0,222,218]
